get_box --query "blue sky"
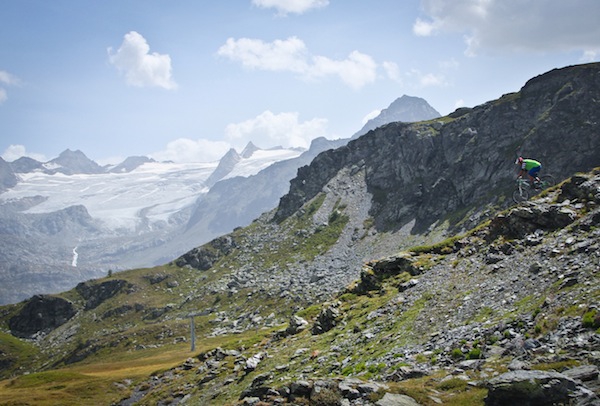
[1,0,599,164]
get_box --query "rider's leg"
[529,167,541,185]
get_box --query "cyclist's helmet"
[515,156,524,164]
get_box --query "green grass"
[0,331,40,379]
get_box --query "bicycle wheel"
[539,174,556,189]
[512,187,529,203]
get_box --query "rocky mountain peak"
[205,148,242,187]
[241,141,259,158]
[353,94,441,138]
[8,156,44,173]
[46,149,103,175]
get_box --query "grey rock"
[376,393,422,406]
[485,370,596,406]
[8,295,76,338]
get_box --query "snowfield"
[0,148,303,232]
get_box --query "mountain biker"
[516,157,542,187]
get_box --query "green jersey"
[522,159,541,170]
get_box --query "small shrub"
[367,363,386,374]
[451,348,464,359]
[341,365,354,376]
[415,354,429,364]
[467,348,482,360]
[582,310,600,329]
[487,335,499,345]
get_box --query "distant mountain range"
[0,95,441,304]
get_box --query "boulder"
[485,370,598,406]
[312,303,341,334]
[174,235,237,270]
[376,393,422,406]
[9,295,76,338]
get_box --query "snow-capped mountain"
[2,144,303,233]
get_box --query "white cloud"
[1,144,47,162]
[413,18,437,37]
[150,138,231,163]
[0,70,20,104]
[407,69,447,87]
[225,110,329,150]
[108,31,177,90]
[150,111,330,163]
[361,110,381,125]
[310,51,377,89]
[453,99,465,110]
[252,0,329,15]
[218,37,309,72]
[581,49,600,63]
[218,37,378,89]
[383,61,402,83]
[0,70,20,86]
[414,0,600,57]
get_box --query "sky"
[1,0,599,165]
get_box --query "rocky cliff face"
[276,64,600,235]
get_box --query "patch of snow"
[1,162,217,231]
[223,149,302,180]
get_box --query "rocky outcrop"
[351,252,421,294]
[75,279,132,310]
[8,295,76,338]
[485,370,599,405]
[311,302,341,335]
[487,202,578,240]
[175,235,237,270]
[240,377,392,405]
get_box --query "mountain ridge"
[0,63,599,405]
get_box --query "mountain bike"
[512,174,556,203]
